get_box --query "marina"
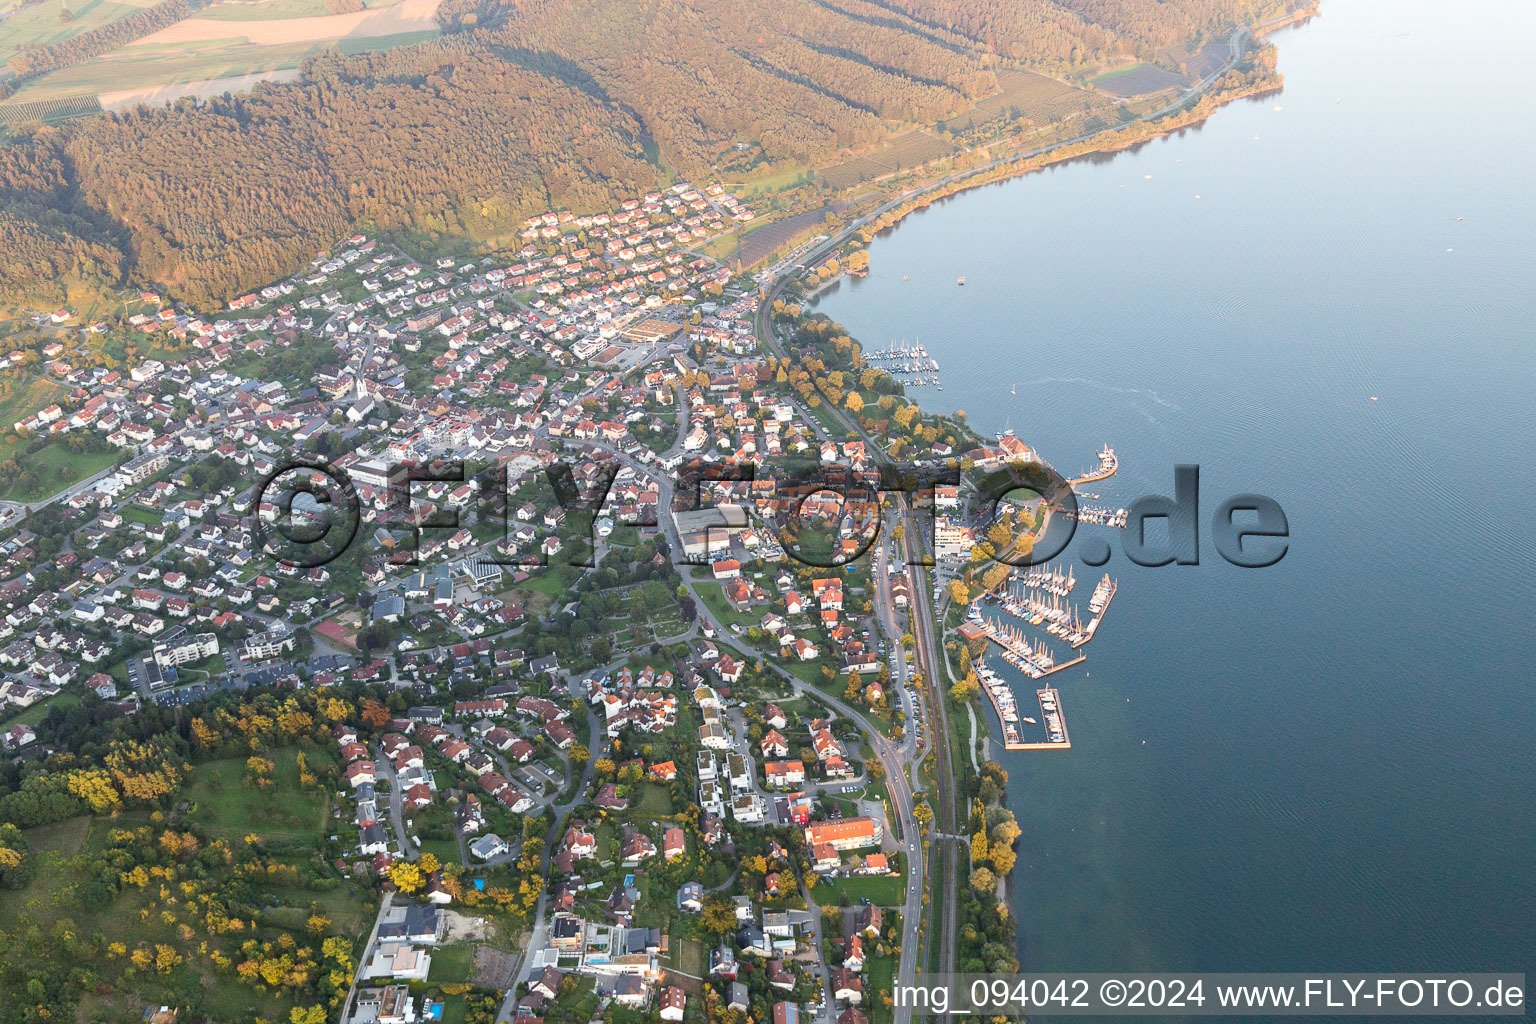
[973,660,1073,751]
[986,570,1117,649]
[866,339,944,389]
[1067,504,1129,528]
[967,616,1087,679]
[991,685,1071,752]
[965,569,1114,751]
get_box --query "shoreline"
[755,6,1316,285]
[783,4,1321,979]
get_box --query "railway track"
[898,501,962,976]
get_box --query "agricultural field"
[877,130,958,170]
[0,0,159,66]
[0,89,100,121]
[130,0,435,45]
[727,206,830,268]
[817,130,958,190]
[7,0,439,103]
[1089,61,1192,96]
[196,0,405,22]
[943,68,1106,132]
[818,156,889,190]
[1185,38,1231,77]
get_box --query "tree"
[700,895,738,935]
[361,699,391,730]
[912,802,933,830]
[969,866,996,893]
[388,860,424,893]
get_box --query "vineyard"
[819,130,958,189]
[1089,62,1191,96]
[944,69,1105,132]
[0,93,102,124]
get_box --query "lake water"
[814,0,1536,984]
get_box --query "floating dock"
[973,618,1085,679]
[1070,575,1117,649]
[1002,688,1071,751]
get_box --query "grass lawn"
[786,658,838,688]
[633,782,674,817]
[438,994,468,1024]
[0,376,68,459]
[0,690,80,730]
[179,748,331,839]
[867,950,898,1024]
[694,581,759,632]
[18,814,92,857]
[427,941,478,984]
[419,836,461,866]
[0,442,119,501]
[499,569,572,616]
[665,935,704,977]
[813,873,907,907]
[266,880,375,937]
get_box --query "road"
[341,891,393,1021]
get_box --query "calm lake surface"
[814,0,1536,985]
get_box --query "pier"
[1066,504,1128,528]
[1070,576,1118,649]
[865,339,943,389]
[1001,688,1071,751]
[974,618,1086,679]
[1070,444,1118,486]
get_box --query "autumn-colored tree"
[912,802,933,830]
[388,860,424,893]
[361,700,390,730]
[245,756,276,787]
[699,895,738,935]
[66,768,121,811]
[318,697,351,722]
[159,830,199,859]
[155,944,183,974]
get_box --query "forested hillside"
[0,0,1297,308]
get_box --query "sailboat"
[957,276,965,286]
